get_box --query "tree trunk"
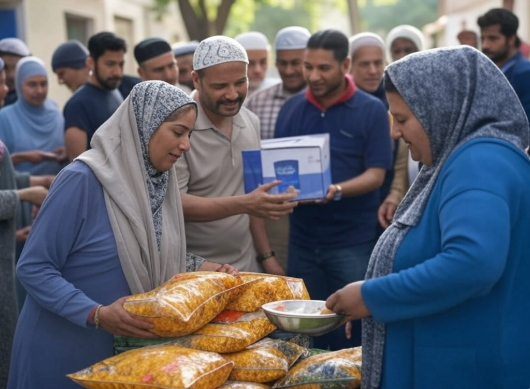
[176,0,238,41]
[177,0,209,40]
[346,0,361,35]
[214,0,237,35]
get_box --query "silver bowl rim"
[261,299,343,318]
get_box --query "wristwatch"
[256,251,276,262]
[333,185,342,201]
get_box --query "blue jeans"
[287,240,376,350]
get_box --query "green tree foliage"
[359,0,438,33]
[153,0,437,42]
[225,0,316,41]
[153,0,337,41]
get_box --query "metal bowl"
[262,300,348,336]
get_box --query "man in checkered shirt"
[245,26,311,140]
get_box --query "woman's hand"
[215,263,239,276]
[30,175,55,188]
[326,281,371,320]
[199,261,239,276]
[15,226,31,243]
[52,146,68,162]
[97,296,158,338]
[17,186,48,206]
[11,150,61,165]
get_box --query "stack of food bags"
[67,271,363,388]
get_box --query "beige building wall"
[17,0,188,108]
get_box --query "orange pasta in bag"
[123,272,243,337]
[226,273,310,312]
[223,338,305,383]
[165,310,277,353]
[273,347,362,389]
[67,345,233,389]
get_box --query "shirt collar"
[305,73,356,112]
[501,50,523,73]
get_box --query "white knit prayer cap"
[193,35,249,71]
[349,32,385,59]
[385,24,425,61]
[274,26,311,51]
[234,31,270,51]
[0,37,30,57]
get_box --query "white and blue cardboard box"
[242,133,332,201]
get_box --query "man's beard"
[94,66,122,91]
[482,43,511,65]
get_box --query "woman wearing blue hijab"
[326,46,530,388]
[0,56,65,175]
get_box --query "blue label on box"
[273,159,300,193]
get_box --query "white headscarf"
[77,81,197,294]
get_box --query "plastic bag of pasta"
[268,330,311,349]
[123,272,243,337]
[67,345,233,389]
[225,346,287,383]
[222,338,305,383]
[166,310,277,353]
[273,347,362,389]
[218,382,271,389]
[250,338,305,368]
[226,272,310,312]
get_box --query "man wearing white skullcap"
[0,38,30,106]
[348,32,409,240]
[385,24,425,62]
[246,26,311,139]
[349,32,386,95]
[176,35,296,276]
[244,25,311,270]
[235,31,278,94]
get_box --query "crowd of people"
[1,5,530,389]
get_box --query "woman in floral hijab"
[8,81,234,389]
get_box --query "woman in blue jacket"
[327,46,530,389]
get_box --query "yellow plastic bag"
[123,272,243,337]
[165,310,277,353]
[273,347,362,389]
[249,338,305,368]
[67,345,233,389]
[226,273,310,312]
[223,338,305,383]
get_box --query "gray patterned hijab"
[77,81,197,294]
[362,46,529,388]
[131,82,195,250]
